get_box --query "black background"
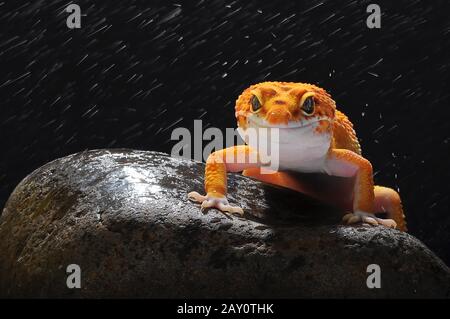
[0,0,449,264]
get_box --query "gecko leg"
[326,149,397,229]
[188,145,261,216]
[374,185,407,231]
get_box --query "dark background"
[0,0,449,264]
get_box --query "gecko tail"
[374,185,407,232]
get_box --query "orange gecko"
[188,82,406,231]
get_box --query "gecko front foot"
[342,211,397,229]
[188,191,244,216]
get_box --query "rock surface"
[0,149,448,298]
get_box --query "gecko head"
[235,81,336,136]
[235,82,337,168]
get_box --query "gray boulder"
[0,149,448,298]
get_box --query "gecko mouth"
[247,115,330,129]
[239,116,332,146]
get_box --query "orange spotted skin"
[190,82,407,231]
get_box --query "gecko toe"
[218,202,244,216]
[347,215,362,224]
[200,199,216,211]
[376,218,397,229]
[342,213,354,222]
[362,216,379,225]
[188,191,206,203]
[343,211,398,230]
[190,193,244,217]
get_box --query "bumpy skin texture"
[189,82,406,231]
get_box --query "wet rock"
[0,149,448,298]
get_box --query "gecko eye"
[301,96,315,115]
[250,95,262,113]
